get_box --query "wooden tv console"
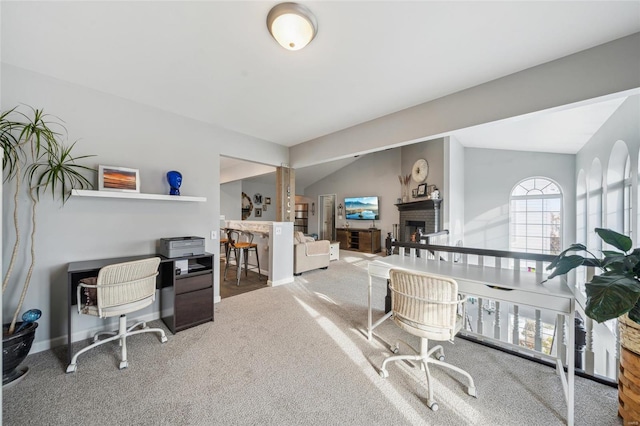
[336,228,382,254]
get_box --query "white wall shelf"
[71,189,206,202]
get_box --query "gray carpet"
[4,251,620,425]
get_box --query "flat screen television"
[344,196,379,220]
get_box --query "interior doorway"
[319,194,336,241]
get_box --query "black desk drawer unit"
[160,254,214,334]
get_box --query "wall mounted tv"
[344,196,379,220]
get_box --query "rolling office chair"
[224,230,261,285]
[66,257,168,373]
[379,269,477,411]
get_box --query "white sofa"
[293,232,330,275]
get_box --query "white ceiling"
[4,2,639,188]
[3,1,639,148]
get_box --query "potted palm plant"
[545,227,640,421]
[1,106,94,386]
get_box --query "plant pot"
[2,321,38,387]
[619,314,640,422]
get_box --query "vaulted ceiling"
[3,1,638,149]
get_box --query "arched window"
[576,170,588,292]
[606,141,630,235]
[510,177,562,255]
[589,159,603,252]
[624,155,632,238]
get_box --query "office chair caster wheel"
[66,364,77,373]
[428,402,438,412]
[437,354,445,361]
[379,369,389,378]
[468,387,477,398]
[119,361,129,370]
[391,344,399,354]
[160,335,168,343]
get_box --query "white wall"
[445,136,465,243]
[464,148,576,250]
[1,65,288,351]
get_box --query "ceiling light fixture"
[267,2,317,51]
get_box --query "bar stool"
[224,230,261,285]
[219,228,230,261]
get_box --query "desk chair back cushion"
[388,269,462,342]
[81,257,160,318]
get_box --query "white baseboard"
[268,277,294,287]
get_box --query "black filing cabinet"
[160,253,214,333]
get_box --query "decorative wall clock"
[412,158,429,183]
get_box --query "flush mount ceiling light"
[267,2,317,51]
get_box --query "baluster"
[409,247,416,258]
[534,309,542,352]
[584,316,595,375]
[477,297,484,335]
[557,313,567,365]
[478,255,485,268]
[494,301,501,339]
[434,250,441,261]
[419,248,427,259]
[496,257,504,270]
[512,305,520,346]
[513,258,520,272]
[399,247,405,257]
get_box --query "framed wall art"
[255,208,262,218]
[417,183,427,197]
[98,165,140,192]
[265,197,271,205]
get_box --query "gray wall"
[290,33,640,168]
[2,65,288,351]
[220,181,242,221]
[241,180,277,221]
[304,149,401,244]
[464,148,576,250]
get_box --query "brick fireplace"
[395,199,442,242]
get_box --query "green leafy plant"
[1,106,94,334]
[546,228,640,324]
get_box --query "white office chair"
[379,269,477,411]
[66,257,168,373]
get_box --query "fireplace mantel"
[394,198,442,212]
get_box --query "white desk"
[367,255,575,425]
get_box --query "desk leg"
[236,248,243,286]
[67,273,73,366]
[368,275,372,341]
[568,308,575,426]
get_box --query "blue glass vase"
[167,171,182,196]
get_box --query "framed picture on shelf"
[255,208,262,218]
[265,197,271,205]
[98,165,140,192]
[263,204,268,212]
[417,183,427,196]
[427,184,437,197]
[412,188,418,197]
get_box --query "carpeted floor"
[3,250,620,425]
